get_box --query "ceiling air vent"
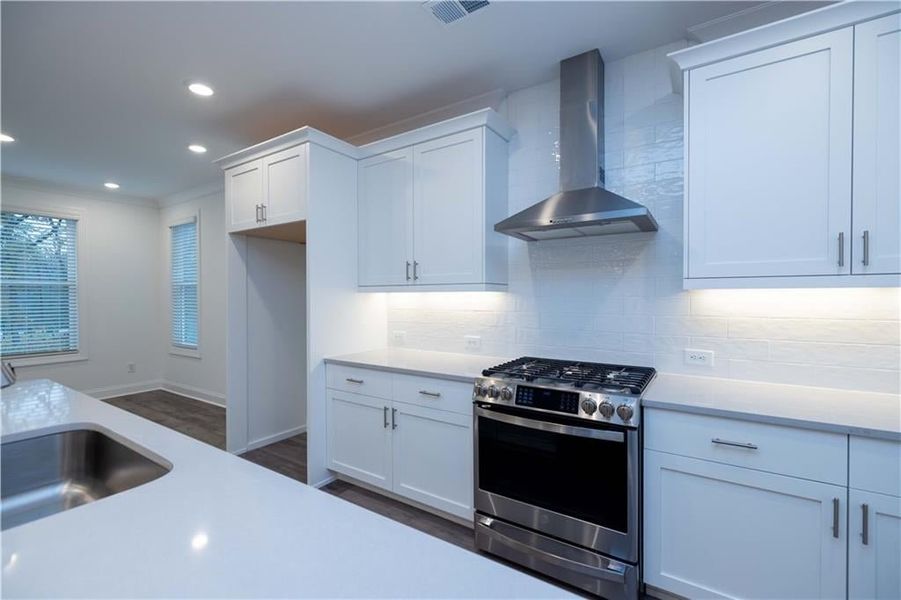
[423,0,489,25]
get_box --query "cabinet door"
[849,488,901,600]
[327,390,391,490]
[413,129,484,285]
[391,401,472,519]
[263,145,307,226]
[852,14,901,275]
[226,159,263,232]
[358,148,414,286]
[686,28,853,279]
[644,450,847,599]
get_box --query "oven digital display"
[515,386,580,414]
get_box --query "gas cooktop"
[482,356,656,395]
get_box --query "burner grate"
[483,357,655,395]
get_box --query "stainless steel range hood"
[495,50,658,241]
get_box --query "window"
[0,211,79,358]
[170,218,198,350]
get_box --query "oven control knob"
[500,386,513,401]
[474,383,487,397]
[488,385,499,399]
[616,404,634,421]
[598,401,615,419]
[580,398,597,415]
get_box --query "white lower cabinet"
[326,366,473,520]
[327,390,392,489]
[644,450,847,599]
[848,488,901,600]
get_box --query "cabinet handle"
[255,204,262,223]
[711,438,758,450]
[345,377,364,384]
[261,204,267,222]
[405,261,411,281]
[838,232,845,267]
[832,498,840,538]
[862,230,870,266]
[392,407,397,429]
[413,261,419,280]
[383,406,389,429]
[861,503,869,545]
[418,390,441,398]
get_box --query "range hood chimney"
[495,50,658,241]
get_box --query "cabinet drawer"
[645,409,847,485]
[393,374,473,415]
[326,364,392,399]
[850,437,901,497]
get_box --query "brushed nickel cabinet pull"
[383,406,389,429]
[418,390,441,398]
[345,377,364,384]
[861,503,869,545]
[405,261,411,281]
[832,498,840,538]
[261,204,267,221]
[863,230,870,266]
[838,232,845,267]
[413,261,419,280]
[255,204,262,223]
[711,438,758,450]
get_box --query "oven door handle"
[475,406,625,443]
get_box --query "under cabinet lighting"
[0,133,15,142]
[188,144,207,154]
[187,82,214,97]
[104,182,120,190]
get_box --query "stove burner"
[482,357,655,396]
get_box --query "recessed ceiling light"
[104,182,120,190]
[0,133,15,143]
[188,144,207,154]
[187,82,214,97]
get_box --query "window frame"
[1,204,88,367]
[167,211,201,359]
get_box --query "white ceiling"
[1,1,820,199]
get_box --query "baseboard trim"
[246,425,307,452]
[311,474,337,489]
[159,381,226,407]
[85,380,166,400]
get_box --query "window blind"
[170,219,198,349]
[0,211,79,357]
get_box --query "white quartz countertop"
[325,348,509,383]
[0,379,569,599]
[643,373,901,441]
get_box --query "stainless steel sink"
[1,428,171,530]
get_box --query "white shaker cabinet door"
[327,390,392,490]
[849,488,901,600]
[358,148,414,286]
[852,13,901,275]
[390,402,472,519]
[412,129,484,285]
[262,144,307,226]
[644,450,847,599]
[686,28,853,279]
[226,159,264,233]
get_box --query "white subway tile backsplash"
[385,41,900,394]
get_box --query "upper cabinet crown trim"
[669,2,900,71]
[357,109,514,159]
[215,127,358,170]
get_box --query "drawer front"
[326,364,392,399]
[850,436,901,497]
[393,374,474,415]
[645,409,847,485]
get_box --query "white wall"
[1,178,165,395]
[159,188,227,404]
[385,41,901,394]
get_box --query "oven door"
[474,403,639,562]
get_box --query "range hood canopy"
[495,50,658,242]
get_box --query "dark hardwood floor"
[101,390,473,550]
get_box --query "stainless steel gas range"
[472,357,656,600]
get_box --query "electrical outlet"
[127,362,136,373]
[464,335,482,351]
[391,331,406,346]
[684,349,715,367]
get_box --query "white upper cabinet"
[358,148,414,286]
[262,144,307,226]
[413,129,484,286]
[356,109,512,291]
[226,159,264,233]
[852,13,901,275]
[671,3,901,288]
